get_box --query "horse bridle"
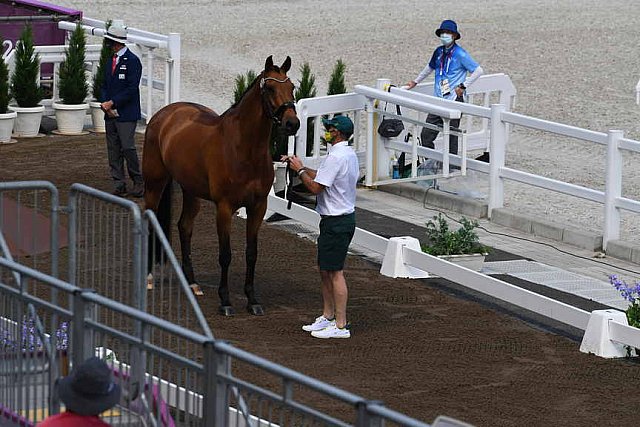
[260,76,296,125]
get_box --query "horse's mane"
[222,65,283,115]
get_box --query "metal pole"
[488,104,507,218]
[202,341,217,425]
[603,130,623,250]
[212,342,231,426]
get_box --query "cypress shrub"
[92,20,112,101]
[327,59,346,96]
[232,70,257,104]
[58,23,88,104]
[11,24,43,107]
[295,62,317,156]
[0,33,10,114]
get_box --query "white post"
[442,118,450,177]
[365,98,375,187]
[488,104,507,218]
[168,33,180,103]
[146,48,154,123]
[603,129,623,250]
[375,78,391,180]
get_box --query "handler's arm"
[297,168,325,195]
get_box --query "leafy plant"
[422,213,487,255]
[0,33,10,114]
[92,20,112,101]
[232,69,257,104]
[11,24,43,107]
[327,59,346,96]
[58,23,88,104]
[294,62,317,157]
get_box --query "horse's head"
[260,55,300,136]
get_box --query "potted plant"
[10,24,44,137]
[422,213,489,272]
[0,32,16,143]
[53,23,89,135]
[89,20,111,133]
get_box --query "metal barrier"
[0,252,445,426]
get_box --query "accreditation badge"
[439,79,451,97]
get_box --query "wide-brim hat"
[435,19,460,39]
[58,357,121,416]
[322,115,354,136]
[104,22,127,44]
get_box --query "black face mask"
[105,39,115,49]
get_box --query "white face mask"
[440,34,453,46]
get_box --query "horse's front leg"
[216,202,235,316]
[178,191,203,295]
[245,199,268,315]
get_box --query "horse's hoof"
[247,304,264,316]
[146,273,154,290]
[190,283,204,296]
[219,305,235,317]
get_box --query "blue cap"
[435,20,460,39]
[322,115,354,136]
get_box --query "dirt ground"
[2,134,640,427]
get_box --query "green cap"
[322,115,354,136]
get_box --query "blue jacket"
[100,48,142,122]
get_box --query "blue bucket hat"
[435,20,460,39]
[322,115,354,137]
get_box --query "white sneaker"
[311,324,351,339]
[302,315,335,332]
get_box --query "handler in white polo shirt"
[283,115,359,339]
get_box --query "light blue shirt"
[427,44,479,100]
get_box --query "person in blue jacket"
[100,21,144,197]
[406,20,485,160]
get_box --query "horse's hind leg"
[177,189,203,295]
[244,199,268,316]
[216,202,235,316]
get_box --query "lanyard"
[439,45,455,76]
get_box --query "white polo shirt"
[314,141,359,216]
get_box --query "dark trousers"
[105,120,142,190]
[419,94,464,155]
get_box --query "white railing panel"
[502,111,608,145]
[500,167,605,204]
[401,246,591,330]
[609,320,640,349]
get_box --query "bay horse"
[142,56,299,316]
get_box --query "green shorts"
[317,212,356,271]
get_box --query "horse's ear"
[265,55,274,70]
[280,56,291,73]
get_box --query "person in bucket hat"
[281,115,358,339]
[99,19,145,198]
[405,20,488,162]
[39,357,121,426]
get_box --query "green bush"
[327,59,346,96]
[232,70,257,104]
[92,20,112,101]
[0,33,10,114]
[58,23,88,104]
[295,62,317,156]
[11,24,43,107]
[422,213,488,255]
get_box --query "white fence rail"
[1,17,180,122]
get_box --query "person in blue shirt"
[100,21,144,197]
[406,20,485,159]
